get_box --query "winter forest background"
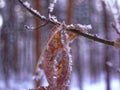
[0,0,120,90]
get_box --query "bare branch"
[48,0,57,15]
[18,0,49,23]
[18,0,115,47]
[69,29,114,46]
[18,0,61,24]
[112,23,120,36]
[24,22,49,30]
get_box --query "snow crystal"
[23,1,30,8]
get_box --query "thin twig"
[18,0,115,47]
[24,21,49,30]
[70,29,114,46]
[48,0,57,18]
[112,23,120,36]
[18,0,49,23]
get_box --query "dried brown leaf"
[35,24,78,90]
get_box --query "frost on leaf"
[34,24,78,90]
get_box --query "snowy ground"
[70,73,120,90]
[0,73,120,90]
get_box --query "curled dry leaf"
[56,29,72,90]
[34,24,79,90]
[114,38,120,48]
[42,24,63,89]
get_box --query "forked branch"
[18,0,116,47]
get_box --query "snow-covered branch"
[48,0,57,14]
[18,0,117,47]
[18,0,48,22]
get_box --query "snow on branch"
[48,0,57,13]
[48,0,59,23]
[18,0,119,48]
[18,0,47,22]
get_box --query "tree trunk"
[34,0,42,87]
[0,0,18,86]
[102,1,111,90]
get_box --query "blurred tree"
[102,1,111,90]
[88,0,102,82]
[0,0,18,85]
[34,0,42,87]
